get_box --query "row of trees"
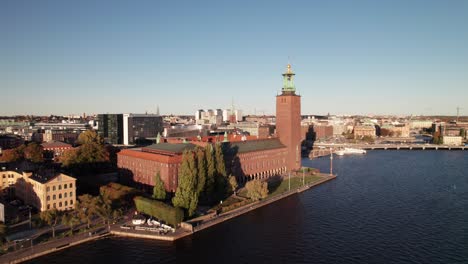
[40,193,123,238]
[172,143,231,217]
[0,142,44,163]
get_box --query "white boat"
[132,216,146,225]
[334,148,366,155]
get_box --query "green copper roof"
[282,64,296,93]
[228,138,285,153]
[143,143,197,154]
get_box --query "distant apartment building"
[195,109,223,126]
[442,136,463,146]
[380,124,410,138]
[41,141,73,160]
[244,115,275,124]
[164,124,209,138]
[353,125,376,139]
[0,168,76,212]
[223,109,243,123]
[409,120,434,130]
[227,122,271,138]
[312,124,334,140]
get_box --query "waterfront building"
[118,64,302,191]
[409,120,434,130]
[0,168,76,212]
[442,136,463,146]
[275,64,302,171]
[380,124,410,138]
[311,124,334,140]
[353,125,376,139]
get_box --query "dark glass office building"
[97,114,124,144]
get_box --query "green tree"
[172,150,198,217]
[229,175,238,195]
[77,129,104,145]
[40,209,61,238]
[61,210,80,236]
[214,143,226,177]
[0,149,21,162]
[460,128,466,138]
[24,142,44,163]
[204,145,216,198]
[95,196,121,231]
[77,194,99,229]
[152,172,166,200]
[196,148,206,195]
[0,222,7,244]
[245,179,269,201]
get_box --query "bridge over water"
[309,143,467,159]
[314,143,467,151]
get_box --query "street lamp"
[288,172,291,191]
[330,147,333,175]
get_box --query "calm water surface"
[30,150,468,264]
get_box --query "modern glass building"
[97,114,124,144]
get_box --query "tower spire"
[282,63,296,94]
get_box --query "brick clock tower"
[276,64,301,171]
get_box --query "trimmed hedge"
[134,196,184,227]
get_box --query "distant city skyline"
[2,0,467,116]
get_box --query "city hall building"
[117,65,302,191]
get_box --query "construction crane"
[456,106,463,123]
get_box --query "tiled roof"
[118,149,182,163]
[41,141,72,149]
[29,173,58,184]
[228,138,286,153]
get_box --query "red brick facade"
[276,93,302,171]
[118,149,181,192]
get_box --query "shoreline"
[0,173,336,263]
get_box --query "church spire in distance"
[282,64,296,94]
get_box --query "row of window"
[46,191,73,201]
[46,200,73,209]
[46,183,73,192]
[2,174,17,179]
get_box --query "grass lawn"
[237,174,323,199]
[267,175,323,197]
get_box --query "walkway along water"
[0,173,336,263]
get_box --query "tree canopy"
[245,179,269,201]
[153,172,166,201]
[172,150,199,216]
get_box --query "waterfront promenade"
[0,227,110,264]
[0,173,336,263]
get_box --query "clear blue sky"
[2,0,468,116]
